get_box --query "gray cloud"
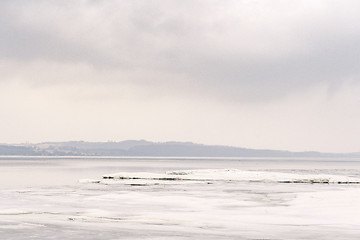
[1,0,360,102]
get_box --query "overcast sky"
[1,0,360,152]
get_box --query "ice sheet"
[2,158,360,239]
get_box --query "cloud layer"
[1,0,360,152]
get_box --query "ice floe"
[101,169,360,184]
[78,179,101,184]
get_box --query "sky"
[1,0,360,153]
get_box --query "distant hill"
[0,145,37,155]
[0,140,359,158]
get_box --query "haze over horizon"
[1,0,360,153]
[0,139,358,154]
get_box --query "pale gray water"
[1,157,360,239]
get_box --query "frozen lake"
[1,157,360,239]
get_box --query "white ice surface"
[3,183,360,239]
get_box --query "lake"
[1,157,360,239]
